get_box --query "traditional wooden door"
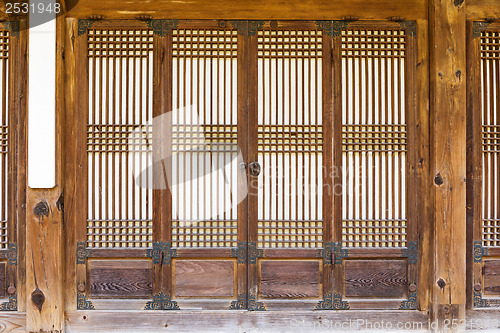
[468,21,500,309]
[68,18,419,312]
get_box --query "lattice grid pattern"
[481,30,500,247]
[257,29,323,249]
[171,29,239,248]
[342,29,407,248]
[87,28,153,248]
[0,30,8,249]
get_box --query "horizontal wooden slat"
[174,260,235,297]
[89,260,152,298]
[260,260,321,298]
[344,260,407,298]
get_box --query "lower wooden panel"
[65,310,429,332]
[173,259,235,297]
[0,262,6,298]
[484,259,500,295]
[344,259,407,298]
[259,260,321,299]
[89,260,153,298]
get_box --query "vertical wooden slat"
[466,20,483,310]
[429,0,467,326]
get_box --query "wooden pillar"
[429,0,467,328]
[25,13,66,332]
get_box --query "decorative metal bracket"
[472,22,490,39]
[0,294,17,311]
[399,21,417,38]
[473,291,490,308]
[77,19,96,37]
[76,241,92,265]
[315,20,350,38]
[0,243,17,266]
[248,242,264,264]
[145,19,179,37]
[229,293,266,310]
[320,242,348,265]
[77,292,95,310]
[315,292,350,310]
[248,293,266,311]
[474,241,488,263]
[230,20,264,37]
[229,293,246,310]
[144,292,180,310]
[1,21,19,39]
[147,242,177,265]
[399,291,417,310]
[402,241,418,265]
[230,242,247,264]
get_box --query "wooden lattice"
[481,30,500,247]
[86,28,154,248]
[170,28,239,248]
[341,29,407,248]
[0,30,8,250]
[257,29,323,248]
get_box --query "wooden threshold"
[65,310,429,332]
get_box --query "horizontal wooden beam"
[65,0,428,20]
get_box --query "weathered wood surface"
[174,260,235,297]
[260,261,320,298]
[429,0,467,327]
[484,260,500,295]
[65,310,429,332]
[0,313,26,332]
[344,260,406,298]
[89,260,152,298]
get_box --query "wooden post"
[25,13,66,332]
[429,0,467,328]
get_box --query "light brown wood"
[64,0,427,20]
[429,0,467,327]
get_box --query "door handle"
[249,162,261,177]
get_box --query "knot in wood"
[434,174,444,186]
[31,288,45,311]
[437,278,446,289]
[33,200,49,218]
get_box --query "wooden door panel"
[173,259,235,297]
[166,21,247,309]
[247,21,331,310]
[335,22,418,310]
[468,22,500,308]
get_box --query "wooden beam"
[25,13,66,333]
[429,0,467,328]
[64,0,427,20]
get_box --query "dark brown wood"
[484,259,500,295]
[89,260,152,298]
[174,260,235,297]
[344,260,407,298]
[0,262,6,298]
[260,261,320,298]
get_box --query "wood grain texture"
[0,262,6,298]
[0,313,26,332]
[260,261,320,298]
[467,0,500,19]
[64,0,427,20]
[89,260,152,298]
[429,0,467,326]
[484,260,500,295]
[65,310,429,332]
[174,260,235,297]
[344,260,406,298]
